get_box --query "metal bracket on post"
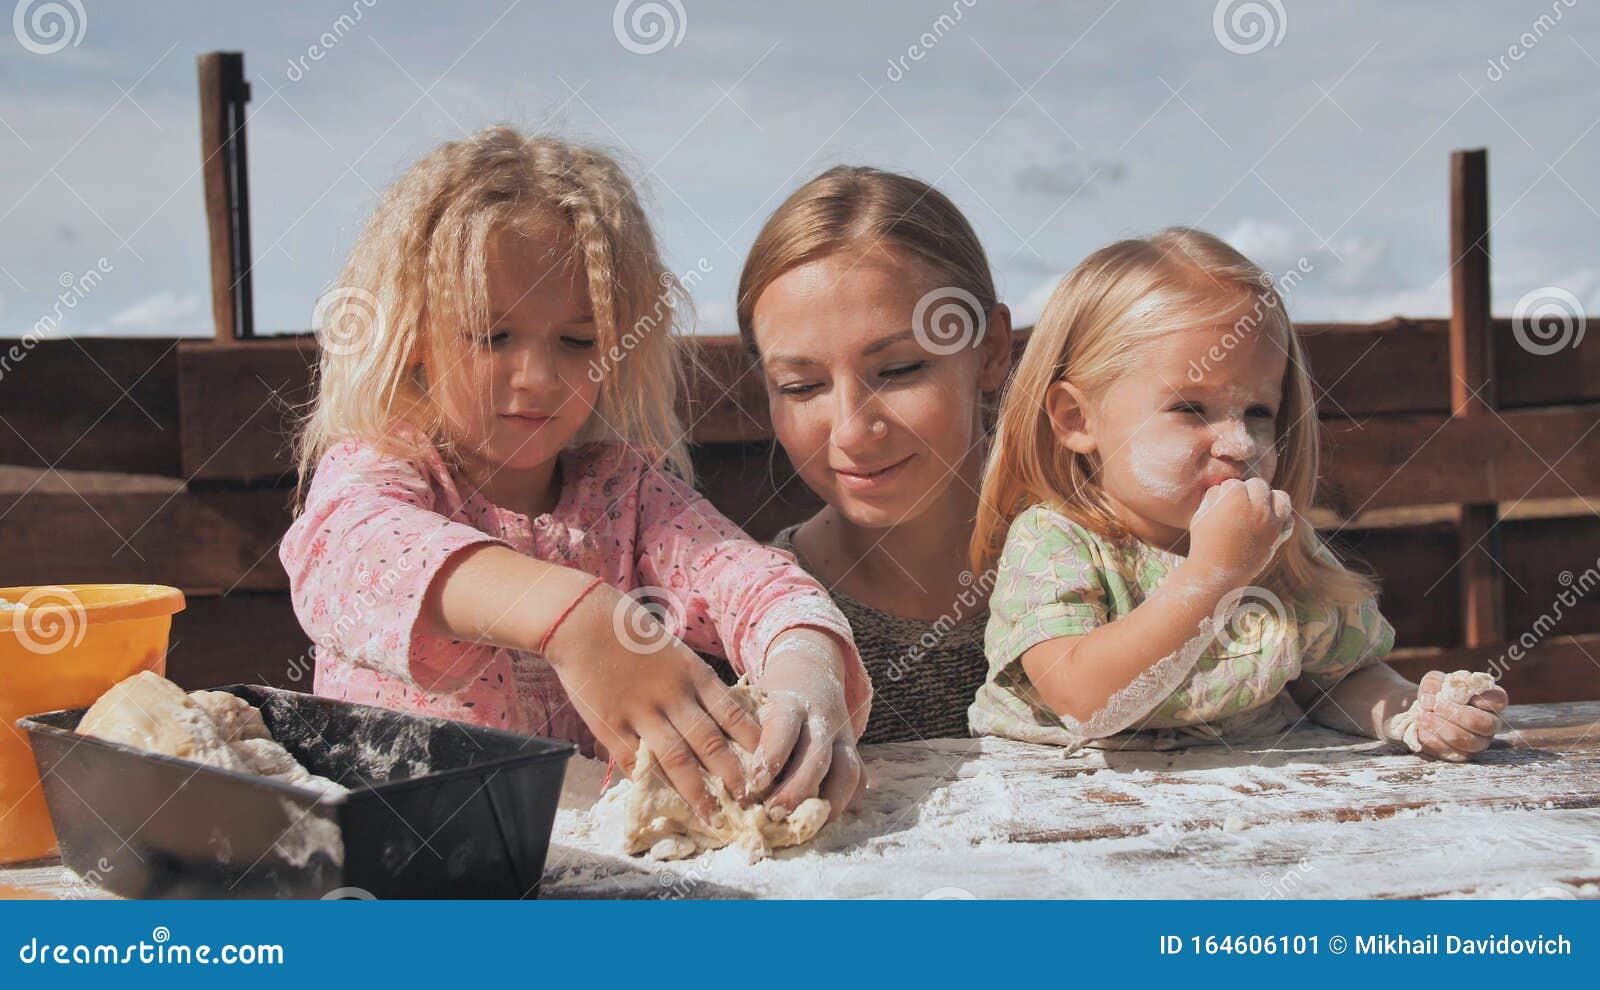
[198,51,254,342]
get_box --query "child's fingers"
[818,742,864,822]
[1468,685,1510,714]
[1416,722,1471,763]
[765,722,834,819]
[750,701,804,798]
[1430,699,1501,739]
[1421,715,1490,759]
[668,702,749,803]
[691,668,763,752]
[640,719,722,825]
[1417,670,1446,709]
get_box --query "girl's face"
[752,245,1011,529]
[433,226,603,480]
[1048,318,1289,553]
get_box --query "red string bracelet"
[536,575,604,657]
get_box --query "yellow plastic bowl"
[0,584,185,863]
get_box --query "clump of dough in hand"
[590,682,830,863]
[76,671,346,796]
[1388,670,1497,755]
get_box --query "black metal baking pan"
[19,684,575,899]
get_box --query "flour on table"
[1388,670,1497,754]
[587,682,829,863]
[76,671,347,796]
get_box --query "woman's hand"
[749,628,864,822]
[545,585,762,824]
[1403,670,1509,763]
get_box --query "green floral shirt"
[969,504,1395,749]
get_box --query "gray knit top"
[770,523,989,744]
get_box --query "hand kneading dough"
[592,683,830,863]
[1390,670,1497,753]
[77,671,346,796]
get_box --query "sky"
[0,0,1596,339]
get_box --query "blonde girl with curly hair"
[281,127,870,824]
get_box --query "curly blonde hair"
[292,125,691,508]
[971,227,1376,606]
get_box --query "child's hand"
[549,589,763,824]
[750,629,865,823]
[1402,670,1509,763]
[1188,477,1293,584]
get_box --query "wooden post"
[197,52,254,341]
[1448,148,1503,648]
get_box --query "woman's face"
[752,245,1011,530]
[432,226,603,479]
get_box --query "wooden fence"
[1,53,1596,702]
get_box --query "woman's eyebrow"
[862,328,917,355]
[764,328,921,369]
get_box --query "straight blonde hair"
[292,125,690,510]
[971,227,1376,606]
[736,165,996,351]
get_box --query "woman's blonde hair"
[736,165,996,351]
[292,125,691,508]
[970,227,1375,606]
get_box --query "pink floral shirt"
[279,425,870,756]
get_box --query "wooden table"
[7,702,1600,900]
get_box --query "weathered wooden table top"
[7,702,1600,900]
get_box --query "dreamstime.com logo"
[1,586,87,654]
[1512,285,1586,356]
[17,927,285,966]
[912,286,987,355]
[1212,0,1287,55]
[1211,585,1287,654]
[612,585,686,654]
[612,0,686,55]
[12,0,86,55]
[313,286,386,357]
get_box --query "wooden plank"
[0,468,290,593]
[1319,405,1600,516]
[1449,148,1504,647]
[0,337,181,475]
[541,702,1600,899]
[197,52,254,342]
[6,323,1582,484]
[178,338,315,481]
[1388,635,1600,704]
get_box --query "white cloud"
[108,291,204,332]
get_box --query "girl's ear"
[977,303,1013,392]
[1045,380,1097,455]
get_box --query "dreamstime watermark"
[922,885,976,899]
[12,0,86,55]
[1,586,88,655]
[587,258,712,383]
[884,0,979,82]
[1184,258,1312,384]
[911,285,987,356]
[285,0,379,82]
[54,856,113,900]
[1482,555,1599,682]
[1,257,113,385]
[284,539,418,683]
[612,585,686,654]
[1485,0,1578,82]
[1210,585,1287,655]
[1212,0,1286,55]
[312,286,386,357]
[885,568,995,682]
[1259,856,1314,899]
[612,0,686,55]
[1511,285,1586,356]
